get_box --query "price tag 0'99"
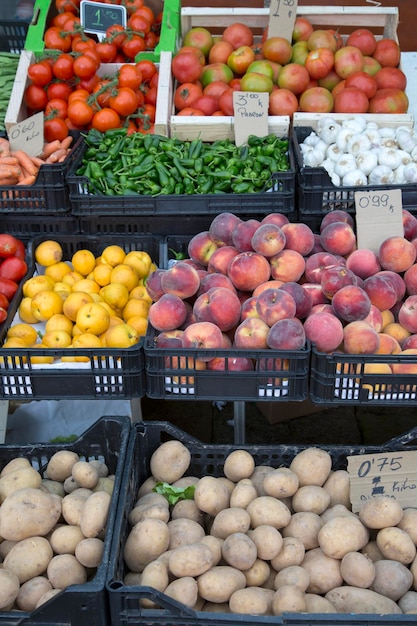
[80,0,127,41]
[233,91,269,147]
[354,188,403,253]
[8,112,44,158]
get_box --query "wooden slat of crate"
[292,113,414,131]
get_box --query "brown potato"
[246,496,291,529]
[128,501,170,527]
[340,551,376,588]
[272,584,307,614]
[197,566,246,603]
[71,461,99,490]
[35,588,62,608]
[229,587,270,615]
[167,518,205,550]
[282,512,322,550]
[289,448,332,487]
[164,576,198,608]
[49,525,85,555]
[80,491,111,538]
[47,554,87,589]
[210,507,251,539]
[229,479,258,509]
[4,535,53,584]
[376,526,416,564]
[370,558,413,601]
[0,488,61,541]
[270,536,305,572]
[0,568,20,610]
[274,565,310,592]
[243,558,270,587]
[16,576,53,612]
[301,547,343,594]
[292,485,331,515]
[263,468,299,499]
[61,489,91,527]
[171,499,204,525]
[323,470,351,508]
[397,508,417,544]
[75,537,104,568]
[318,515,369,559]
[0,457,31,477]
[46,450,79,482]
[0,466,42,503]
[124,518,170,573]
[194,476,230,516]
[305,593,337,613]
[250,524,283,561]
[221,532,257,571]
[358,495,404,529]
[169,542,214,577]
[150,440,191,484]
[223,450,255,482]
[325,586,402,614]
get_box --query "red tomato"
[0,307,7,324]
[333,87,369,113]
[299,86,334,113]
[122,35,146,59]
[45,98,68,120]
[278,63,310,94]
[171,52,203,84]
[345,71,377,99]
[334,46,364,79]
[200,63,233,87]
[193,94,218,116]
[128,12,151,34]
[55,0,80,13]
[27,61,53,87]
[318,69,342,92]
[304,48,334,80]
[0,235,18,258]
[176,45,206,66]
[346,29,377,56]
[46,81,73,101]
[292,16,314,43]
[43,26,72,52]
[218,87,234,115]
[24,84,48,111]
[222,22,253,49]
[174,82,203,111]
[227,45,256,76]
[362,56,382,76]
[73,54,99,80]
[13,239,26,261]
[182,27,214,58]
[109,87,139,116]
[268,88,299,116]
[374,67,407,91]
[208,40,233,64]
[133,5,155,26]
[144,31,159,50]
[372,38,400,68]
[135,60,157,82]
[0,277,19,301]
[95,41,118,63]
[307,29,339,53]
[52,53,74,81]
[176,107,205,116]
[203,80,230,102]
[144,84,158,106]
[118,64,143,90]
[0,293,9,310]
[67,99,95,126]
[0,257,28,282]
[368,88,409,114]
[262,37,292,64]
[44,117,69,142]
[91,108,121,132]
[52,11,75,28]
[77,73,100,93]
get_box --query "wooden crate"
[292,112,414,130]
[169,5,401,141]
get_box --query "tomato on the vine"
[46,81,73,101]
[45,98,68,119]
[44,117,70,142]
[67,99,95,126]
[135,60,157,82]
[27,61,53,87]
[118,64,143,90]
[73,54,99,79]
[128,13,152,34]
[144,31,158,49]
[121,34,146,59]
[24,84,48,111]
[95,41,118,63]
[106,24,127,48]
[44,26,72,52]
[91,108,121,132]
[143,84,158,106]
[52,11,75,28]
[52,53,74,81]
[109,86,139,116]
[77,73,100,93]
[133,5,155,26]
[55,0,80,13]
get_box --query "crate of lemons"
[1,239,156,364]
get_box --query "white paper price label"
[268,0,298,41]
[355,188,403,253]
[8,112,44,157]
[233,91,269,147]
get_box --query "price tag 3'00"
[233,91,269,147]
[354,188,403,253]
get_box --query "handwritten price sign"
[355,188,403,252]
[268,0,298,41]
[348,450,417,512]
[80,0,127,41]
[233,91,269,146]
[8,112,43,157]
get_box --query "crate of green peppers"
[67,128,297,218]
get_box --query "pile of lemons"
[2,239,156,362]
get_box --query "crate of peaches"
[0,234,163,399]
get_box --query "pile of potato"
[0,450,114,612]
[123,440,417,616]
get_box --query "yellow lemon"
[45,314,74,335]
[31,290,63,322]
[42,330,73,348]
[100,282,129,310]
[62,291,94,322]
[76,302,110,335]
[101,245,126,267]
[23,274,55,298]
[7,323,38,346]
[18,297,39,324]
[110,264,139,292]
[123,250,152,279]
[35,240,63,267]
[126,315,148,337]
[45,261,71,282]
[71,249,96,276]
[93,263,112,287]
[122,298,150,322]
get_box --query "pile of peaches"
[146,210,417,374]
[172,18,407,117]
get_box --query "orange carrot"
[29,155,44,168]
[11,150,39,178]
[0,138,10,156]
[40,140,61,160]
[17,175,36,186]
[0,156,19,167]
[60,135,73,151]
[0,166,22,179]
[45,148,68,164]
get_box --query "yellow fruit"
[103,322,140,348]
[101,244,126,267]
[42,330,72,348]
[130,285,152,303]
[71,279,101,295]
[122,298,150,321]
[7,323,38,346]
[45,261,71,282]
[100,282,129,310]
[126,315,148,336]
[71,249,96,276]
[124,250,152,279]
[76,302,110,335]
[45,314,74,335]
[72,333,103,349]
[18,297,39,324]
[62,270,84,286]
[31,290,64,322]
[93,264,112,287]
[72,324,82,337]
[62,291,94,322]
[110,264,139,292]
[35,240,63,267]
[149,262,157,274]
[97,301,117,317]
[23,275,55,298]
[108,315,125,327]
[31,345,55,364]
[53,282,72,297]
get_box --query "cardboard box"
[257,399,325,424]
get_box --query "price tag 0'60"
[8,112,44,157]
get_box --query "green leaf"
[153,481,195,505]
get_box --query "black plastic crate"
[0,133,83,214]
[0,234,163,399]
[0,214,80,243]
[0,414,130,626]
[145,325,309,401]
[0,20,29,53]
[310,345,417,405]
[106,420,417,626]
[292,126,417,225]
[67,139,297,219]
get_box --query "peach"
[197,272,236,296]
[391,349,417,375]
[401,334,417,350]
[148,293,188,332]
[253,280,284,297]
[331,285,371,322]
[267,317,306,350]
[398,295,417,333]
[233,317,270,349]
[222,332,233,348]
[363,274,398,311]
[378,236,416,273]
[188,231,219,266]
[360,362,393,395]
[320,210,354,232]
[270,249,305,283]
[321,265,360,300]
[240,296,260,321]
[281,222,315,256]
[232,219,261,252]
[383,321,411,346]
[362,304,383,332]
[308,303,334,316]
[261,213,290,228]
[251,223,286,258]
[181,321,224,353]
[209,212,242,246]
[381,308,395,329]
[301,283,330,307]
[154,329,184,348]
[207,246,239,275]
[165,355,206,386]
[303,311,344,353]
[377,270,406,302]
[255,288,296,326]
[160,262,200,300]
[304,252,341,284]
[345,248,381,279]
[207,356,254,371]
[279,281,313,319]
[320,221,356,256]
[342,320,380,354]
[227,251,271,292]
[402,209,417,241]
[179,301,196,330]
[145,269,166,302]
[404,264,417,296]
[375,333,402,354]
[193,287,242,332]
[311,233,325,254]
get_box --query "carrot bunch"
[0,135,74,187]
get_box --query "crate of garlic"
[292,116,417,229]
